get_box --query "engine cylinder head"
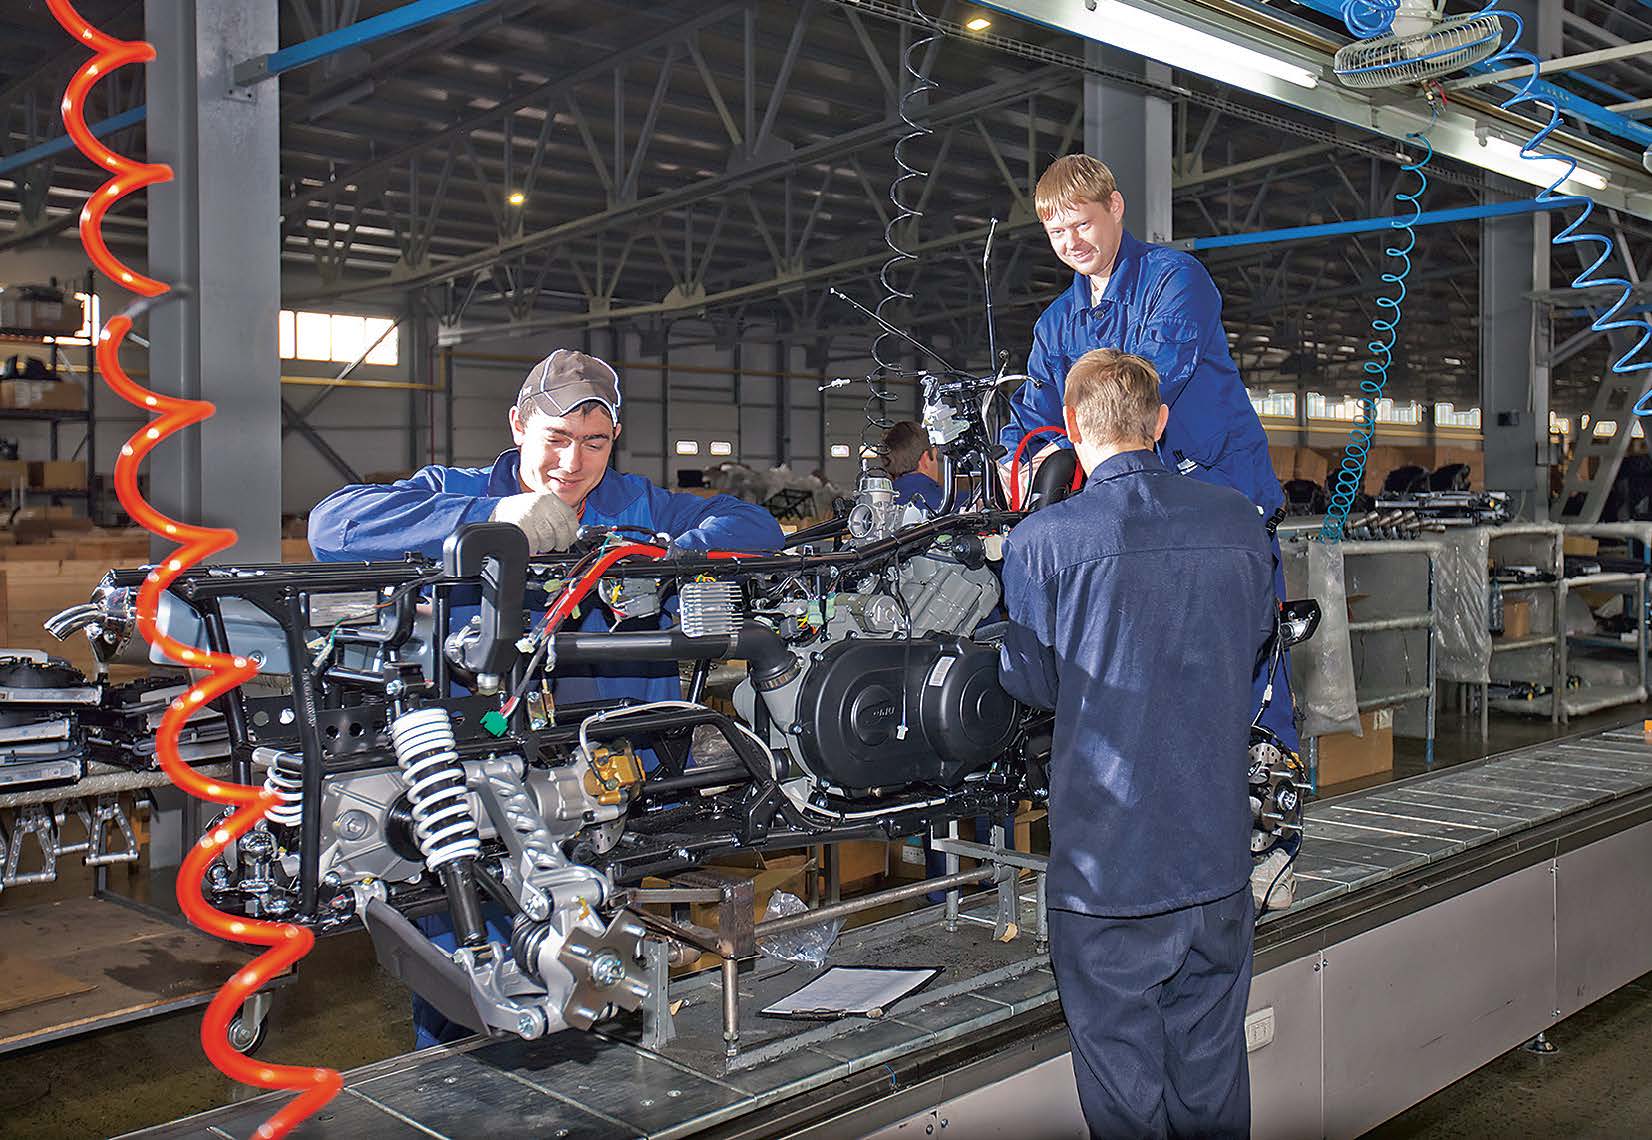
[390,707,481,871]
[679,580,742,638]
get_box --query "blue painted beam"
[1173,196,1557,251]
[0,105,146,178]
[233,0,497,84]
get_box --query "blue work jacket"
[308,451,785,709]
[999,450,1276,917]
[1002,230,1283,521]
[892,470,944,511]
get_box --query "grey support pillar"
[1480,174,1549,518]
[145,1,282,560]
[1082,44,1172,243]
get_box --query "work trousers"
[1048,889,1254,1139]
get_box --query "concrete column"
[145,0,282,560]
[1480,172,1549,519]
[1082,43,1172,243]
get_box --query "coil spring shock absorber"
[258,750,304,829]
[44,2,341,1134]
[390,708,489,947]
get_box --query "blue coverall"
[892,469,944,511]
[308,449,784,1047]
[1002,229,1296,751]
[999,449,1276,1139]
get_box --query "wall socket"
[1245,1007,1276,1053]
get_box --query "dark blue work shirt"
[1002,230,1282,521]
[308,451,783,710]
[999,450,1275,917]
[892,470,944,512]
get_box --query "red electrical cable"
[1008,425,1080,512]
[46,2,341,1136]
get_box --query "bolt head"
[516,1012,537,1035]
[590,949,627,988]
[335,810,373,841]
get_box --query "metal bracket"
[4,804,60,886]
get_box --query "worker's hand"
[490,492,580,554]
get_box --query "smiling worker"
[1003,153,1295,750]
[308,350,784,1048]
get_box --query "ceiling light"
[1081,0,1319,91]
[1477,137,1608,192]
[965,16,992,31]
[507,190,526,206]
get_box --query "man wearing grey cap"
[309,348,782,1048]
[310,347,781,563]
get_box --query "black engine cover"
[792,635,1020,791]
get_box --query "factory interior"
[8,0,1652,1136]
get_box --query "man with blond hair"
[999,349,1275,1138]
[1003,152,1296,755]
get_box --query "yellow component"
[583,740,645,806]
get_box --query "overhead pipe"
[1171,196,1558,252]
[5,0,496,178]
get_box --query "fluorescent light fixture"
[1478,137,1608,192]
[675,440,700,455]
[965,16,992,30]
[507,190,526,206]
[709,440,733,456]
[1082,0,1318,90]
[830,444,852,458]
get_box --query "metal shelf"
[0,408,88,421]
[1563,572,1643,588]
[1357,686,1433,713]
[1491,634,1559,653]
[1347,615,1435,633]
[1491,579,1556,594]
[1565,684,1649,717]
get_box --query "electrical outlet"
[1245,1007,1275,1053]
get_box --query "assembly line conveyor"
[130,722,1652,1140]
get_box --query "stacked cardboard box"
[27,459,85,491]
[0,378,85,411]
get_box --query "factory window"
[830,444,852,458]
[278,310,398,366]
[45,291,100,346]
[708,441,733,456]
[1305,393,1361,422]
[1593,419,1620,439]
[860,444,880,459]
[1247,389,1296,417]
[674,440,701,456]
[1550,413,1572,437]
[1374,399,1422,425]
[1434,403,1482,429]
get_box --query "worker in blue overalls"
[308,349,783,1047]
[1000,348,1276,1138]
[1001,154,1296,754]
[883,420,945,512]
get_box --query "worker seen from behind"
[308,348,783,1046]
[1002,153,1296,754]
[882,420,945,511]
[999,349,1275,1138]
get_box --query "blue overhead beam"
[1173,197,1557,251]
[0,105,146,178]
[3,1,497,177]
[233,0,498,84]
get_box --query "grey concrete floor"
[3,699,1651,1139]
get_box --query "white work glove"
[490,492,579,555]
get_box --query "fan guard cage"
[1334,13,1503,88]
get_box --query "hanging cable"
[1472,3,1652,413]
[863,0,942,474]
[45,2,340,1136]
[1321,104,1435,541]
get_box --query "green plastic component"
[481,710,509,737]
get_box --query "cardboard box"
[27,460,86,491]
[282,538,314,563]
[831,839,888,887]
[640,852,812,934]
[1315,708,1394,788]
[0,459,27,488]
[0,378,85,411]
[1500,598,1534,640]
[1563,536,1601,557]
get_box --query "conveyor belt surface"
[128,724,1652,1140]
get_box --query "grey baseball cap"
[515,349,622,421]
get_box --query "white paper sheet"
[760,966,939,1019]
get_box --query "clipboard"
[759,966,940,1021]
